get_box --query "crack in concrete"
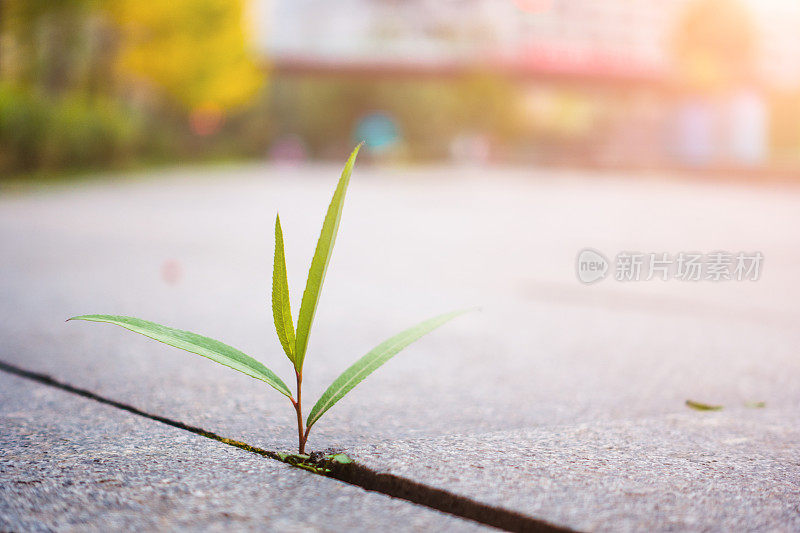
[0,359,574,533]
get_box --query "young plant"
[69,145,466,454]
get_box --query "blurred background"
[1,0,800,179]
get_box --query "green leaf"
[294,144,362,371]
[306,309,468,429]
[68,315,292,398]
[325,453,353,464]
[685,399,723,411]
[272,214,296,363]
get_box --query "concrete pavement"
[1,162,799,530]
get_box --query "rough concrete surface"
[0,372,485,532]
[1,163,799,530]
[349,410,800,532]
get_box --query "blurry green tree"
[0,0,265,176]
[268,72,522,161]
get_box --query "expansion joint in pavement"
[0,359,573,533]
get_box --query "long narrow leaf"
[306,309,468,429]
[68,315,292,398]
[294,144,362,371]
[272,214,295,363]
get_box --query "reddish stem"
[293,370,305,454]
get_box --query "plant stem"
[293,369,305,454]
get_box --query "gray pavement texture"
[0,372,484,532]
[1,162,800,531]
[349,411,800,532]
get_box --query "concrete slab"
[0,372,486,531]
[347,410,800,531]
[1,165,798,453]
[1,164,799,529]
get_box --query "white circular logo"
[576,248,609,284]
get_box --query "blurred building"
[255,0,800,88]
[251,0,800,171]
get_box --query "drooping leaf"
[272,214,296,363]
[68,315,292,398]
[685,399,723,411]
[294,144,362,371]
[306,309,468,429]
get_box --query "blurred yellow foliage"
[108,0,263,112]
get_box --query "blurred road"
[1,163,799,531]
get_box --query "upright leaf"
[306,309,468,429]
[68,315,292,398]
[272,214,295,363]
[294,144,362,371]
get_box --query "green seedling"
[69,145,467,453]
